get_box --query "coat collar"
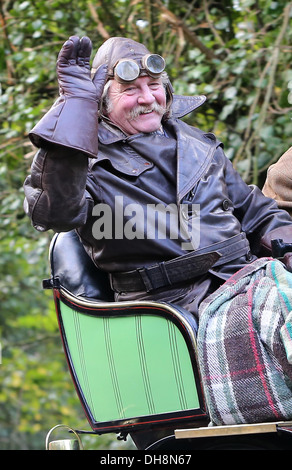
[171,94,206,118]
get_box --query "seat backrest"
[48,230,114,301]
[47,230,207,434]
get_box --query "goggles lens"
[114,54,165,83]
[115,60,140,82]
[143,54,165,76]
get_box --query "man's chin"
[132,114,163,133]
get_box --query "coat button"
[246,250,253,261]
[222,199,229,210]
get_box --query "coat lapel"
[172,120,220,203]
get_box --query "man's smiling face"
[106,75,167,135]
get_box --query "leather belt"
[110,232,250,293]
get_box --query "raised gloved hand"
[57,35,107,102]
[29,35,107,157]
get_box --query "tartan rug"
[197,257,292,425]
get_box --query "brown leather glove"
[57,35,106,101]
[261,226,292,272]
[29,36,107,157]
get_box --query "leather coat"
[24,94,292,286]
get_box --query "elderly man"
[24,36,292,426]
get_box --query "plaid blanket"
[197,257,292,426]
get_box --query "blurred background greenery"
[1,0,292,450]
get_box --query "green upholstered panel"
[60,302,199,422]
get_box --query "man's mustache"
[129,103,166,120]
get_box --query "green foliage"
[1,0,292,450]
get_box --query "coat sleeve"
[29,96,99,158]
[223,151,292,253]
[23,84,100,233]
[23,145,93,233]
[262,146,292,217]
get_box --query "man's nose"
[137,86,156,104]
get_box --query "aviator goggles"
[109,54,166,83]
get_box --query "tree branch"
[233,3,292,181]
[87,2,110,39]
[153,0,217,61]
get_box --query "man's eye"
[124,87,136,93]
[149,83,160,89]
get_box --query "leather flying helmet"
[91,37,173,112]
